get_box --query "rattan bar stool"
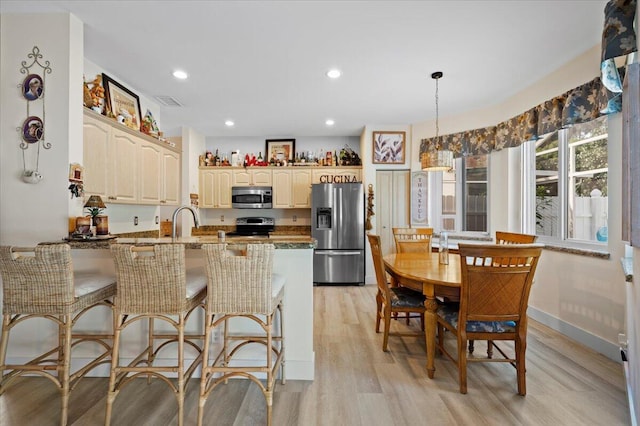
[198,243,285,426]
[0,244,116,426]
[105,244,207,426]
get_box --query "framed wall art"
[102,73,142,131]
[372,131,405,164]
[266,139,296,163]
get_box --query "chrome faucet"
[171,206,200,240]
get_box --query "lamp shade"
[421,150,453,172]
[84,195,106,209]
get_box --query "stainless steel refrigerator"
[312,183,365,285]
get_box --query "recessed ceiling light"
[326,69,341,79]
[172,70,188,80]
[224,120,234,127]
[325,119,335,126]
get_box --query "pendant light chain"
[435,75,439,139]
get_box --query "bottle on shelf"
[326,150,333,166]
[334,150,339,166]
[257,151,263,162]
[319,149,324,166]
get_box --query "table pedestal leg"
[424,297,439,379]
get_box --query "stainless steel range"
[226,217,275,237]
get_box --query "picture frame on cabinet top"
[266,138,295,163]
[102,73,142,132]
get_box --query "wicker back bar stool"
[105,244,207,426]
[0,244,116,426]
[199,243,285,426]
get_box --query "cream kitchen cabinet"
[83,115,111,198]
[108,127,138,203]
[162,150,180,205]
[311,167,361,184]
[83,110,181,205]
[272,169,312,208]
[232,168,272,186]
[199,168,233,208]
[138,139,162,204]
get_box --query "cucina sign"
[318,174,359,183]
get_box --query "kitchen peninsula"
[33,236,316,381]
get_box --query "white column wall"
[1,13,83,246]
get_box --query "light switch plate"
[134,216,138,226]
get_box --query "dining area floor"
[0,284,630,425]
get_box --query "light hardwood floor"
[0,285,630,425]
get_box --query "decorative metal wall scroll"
[18,46,52,184]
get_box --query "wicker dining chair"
[105,244,207,426]
[392,227,434,253]
[0,244,116,426]
[468,231,539,356]
[199,243,285,426]
[436,243,543,395]
[368,234,426,351]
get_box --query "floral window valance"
[420,72,625,157]
[420,0,637,159]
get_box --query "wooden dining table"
[383,251,461,379]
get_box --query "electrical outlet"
[155,216,159,224]
[134,216,138,226]
[293,215,297,222]
[221,215,224,222]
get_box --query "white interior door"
[376,170,410,255]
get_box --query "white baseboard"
[527,306,620,362]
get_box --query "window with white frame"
[434,154,488,233]
[533,115,608,243]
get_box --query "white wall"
[360,124,412,284]
[0,13,82,246]
[206,135,360,162]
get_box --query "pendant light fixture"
[421,71,453,171]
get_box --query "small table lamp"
[84,195,108,235]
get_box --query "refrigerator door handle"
[315,251,362,255]
[335,186,343,247]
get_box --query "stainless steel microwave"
[231,186,273,209]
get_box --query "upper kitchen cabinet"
[272,169,312,208]
[138,139,162,204]
[110,127,138,203]
[83,110,181,206]
[162,150,180,205]
[83,115,110,198]
[232,168,272,186]
[199,168,233,208]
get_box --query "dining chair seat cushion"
[437,304,516,333]
[389,287,426,309]
[74,271,117,297]
[185,268,207,299]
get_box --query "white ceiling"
[1,1,607,138]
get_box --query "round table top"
[383,252,461,288]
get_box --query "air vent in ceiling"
[154,95,183,107]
